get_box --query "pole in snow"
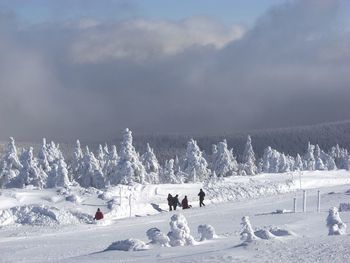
[120,187,122,206]
[129,194,132,217]
[317,190,321,213]
[293,197,297,213]
[303,190,307,213]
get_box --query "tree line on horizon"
[0,128,349,189]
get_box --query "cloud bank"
[0,0,349,141]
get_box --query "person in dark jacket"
[198,189,205,207]
[94,208,104,220]
[167,194,173,211]
[181,195,191,209]
[172,194,181,210]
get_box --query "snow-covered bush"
[198,224,216,241]
[254,229,275,240]
[167,214,195,246]
[240,216,258,243]
[326,207,347,235]
[146,227,170,246]
[106,239,148,251]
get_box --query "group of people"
[167,189,206,211]
[93,189,206,221]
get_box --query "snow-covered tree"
[146,227,170,247]
[211,140,238,177]
[303,142,315,171]
[46,141,63,165]
[112,128,146,185]
[71,140,84,181]
[0,137,22,187]
[167,214,195,246]
[47,158,70,188]
[278,153,291,173]
[104,145,119,185]
[182,139,210,182]
[329,144,349,169]
[240,216,258,243]
[314,145,325,170]
[326,207,347,235]
[37,138,51,173]
[242,136,257,175]
[96,144,106,172]
[15,147,47,188]
[160,159,183,184]
[76,147,105,188]
[141,143,160,184]
[294,154,303,171]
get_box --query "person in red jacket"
[94,208,104,220]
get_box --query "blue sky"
[0,0,284,26]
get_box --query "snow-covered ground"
[0,170,350,262]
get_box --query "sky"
[0,0,349,142]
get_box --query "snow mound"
[65,194,81,203]
[167,214,195,247]
[269,227,295,236]
[106,239,148,251]
[339,203,350,212]
[198,224,216,241]
[146,227,170,247]
[204,178,294,203]
[0,205,92,227]
[254,229,275,240]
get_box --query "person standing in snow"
[94,208,104,220]
[181,195,191,209]
[167,193,173,211]
[198,189,205,207]
[172,194,181,210]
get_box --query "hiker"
[167,193,173,211]
[198,189,205,207]
[181,195,191,209]
[172,194,181,210]
[94,208,104,220]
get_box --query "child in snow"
[167,194,173,211]
[181,196,191,209]
[172,195,181,210]
[198,189,205,207]
[94,208,104,220]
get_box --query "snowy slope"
[0,170,350,262]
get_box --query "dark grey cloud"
[0,0,349,142]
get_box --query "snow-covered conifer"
[141,143,160,184]
[105,145,119,185]
[47,158,70,188]
[71,140,84,181]
[37,138,51,173]
[242,136,257,175]
[240,216,258,243]
[303,142,315,171]
[326,207,347,235]
[182,139,210,182]
[16,147,47,188]
[113,128,146,185]
[96,144,106,172]
[167,214,195,246]
[161,159,182,184]
[294,154,303,171]
[0,137,22,187]
[314,145,325,170]
[211,140,238,177]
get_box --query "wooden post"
[317,190,321,213]
[293,197,297,213]
[303,190,306,213]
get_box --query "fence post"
[129,194,132,217]
[303,190,307,213]
[317,190,321,213]
[120,187,122,206]
[293,197,297,213]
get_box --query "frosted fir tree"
[329,144,348,169]
[321,151,336,170]
[141,143,160,184]
[326,207,347,235]
[240,216,258,243]
[16,147,47,189]
[167,214,195,247]
[294,154,304,171]
[46,141,62,165]
[303,142,315,171]
[0,137,23,187]
[104,145,119,185]
[262,147,272,173]
[76,147,105,188]
[96,144,106,172]
[210,144,218,170]
[113,128,146,185]
[71,140,84,181]
[160,159,182,184]
[314,145,326,170]
[174,155,181,174]
[182,139,210,182]
[278,153,291,173]
[37,138,51,173]
[242,136,257,175]
[46,158,70,188]
[211,140,238,177]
